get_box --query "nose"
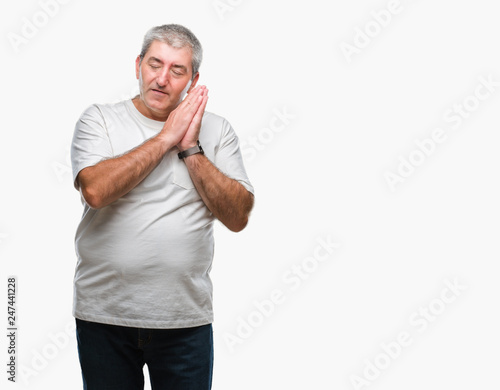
[156,68,169,88]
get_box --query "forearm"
[184,154,254,232]
[77,135,174,209]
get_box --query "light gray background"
[1,0,499,389]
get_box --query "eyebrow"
[148,56,163,64]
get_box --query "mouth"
[151,89,168,96]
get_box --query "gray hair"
[139,24,203,80]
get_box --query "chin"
[146,97,168,110]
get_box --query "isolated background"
[1,0,499,389]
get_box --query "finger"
[178,85,201,107]
[183,87,205,116]
[180,86,204,112]
[191,91,209,126]
[198,90,209,117]
[188,85,205,95]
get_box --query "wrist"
[178,140,204,159]
[155,133,178,153]
[178,141,198,152]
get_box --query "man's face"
[135,40,198,121]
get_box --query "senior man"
[71,24,254,389]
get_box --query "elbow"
[76,170,107,209]
[81,185,106,209]
[227,217,249,233]
[228,192,254,232]
[226,208,252,232]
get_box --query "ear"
[188,73,200,93]
[135,55,141,80]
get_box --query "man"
[70,24,254,389]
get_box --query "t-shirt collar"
[125,99,165,130]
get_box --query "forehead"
[144,40,193,66]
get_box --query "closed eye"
[171,64,188,76]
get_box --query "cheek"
[144,74,156,86]
[139,68,155,86]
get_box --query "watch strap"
[178,141,204,159]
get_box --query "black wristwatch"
[178,141,204,159]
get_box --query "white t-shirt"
[70,99,254,329]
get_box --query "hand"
[157,86,206,147]
[177,86,209,151]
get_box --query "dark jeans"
[76,319,213,390]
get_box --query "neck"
[132,96,173,122]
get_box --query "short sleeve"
[70,105,114,188]
[214,119,254,194]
